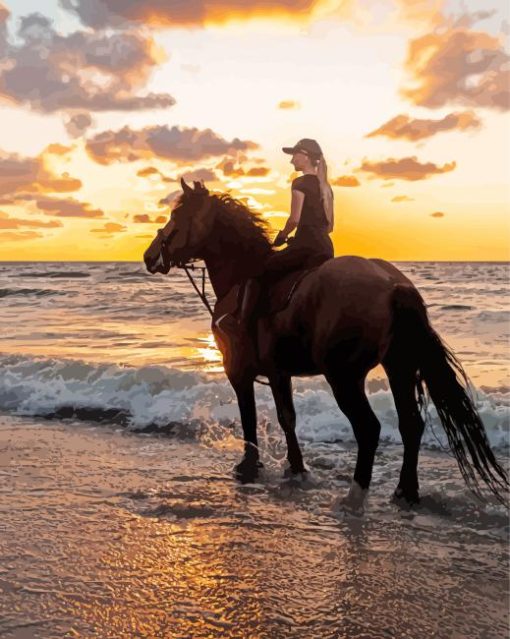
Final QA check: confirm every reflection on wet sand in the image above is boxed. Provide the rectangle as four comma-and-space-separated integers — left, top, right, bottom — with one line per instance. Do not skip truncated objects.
1, 418, 507, 638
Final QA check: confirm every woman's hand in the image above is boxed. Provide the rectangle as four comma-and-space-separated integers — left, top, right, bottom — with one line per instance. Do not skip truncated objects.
273, 230, 287, 246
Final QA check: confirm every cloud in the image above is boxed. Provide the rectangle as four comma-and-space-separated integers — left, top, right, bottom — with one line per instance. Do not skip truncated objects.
86, 125, 258, 165
216, 158, 245, 177
391, 195, 414, 202
0, 12, 175, 113
64, 112, 94, 138
158, 191, 181, 207
44, 144, 74, 156
331, 175, 360, 187
246, 166, 270, 177
0, 150, 82, 197
430, 211, 445, 217
366, 110, 482, 141
27, 195, 104, 218
278, 100, 300, 110
91, 222, 126, 235
0, 213, 62, 229
60, 0, 325, 28
180, 167, 218, 182
359, 156, 456, 181
133, 214, 167, 223
0, 2, 9, 24
214, 157, 268, 178
0, 230, 43, 241
400, 14, 510, 111
137, 167, 161, 178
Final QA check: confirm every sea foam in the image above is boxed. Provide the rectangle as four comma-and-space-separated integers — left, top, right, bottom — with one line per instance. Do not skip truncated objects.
1, 353, 508, 451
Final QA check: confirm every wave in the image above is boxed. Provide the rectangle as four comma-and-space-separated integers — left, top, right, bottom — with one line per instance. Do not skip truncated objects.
17, 271, 91, 279
0, 287, 66, 298
1, 354, 508, 451
440, 304, 473, 311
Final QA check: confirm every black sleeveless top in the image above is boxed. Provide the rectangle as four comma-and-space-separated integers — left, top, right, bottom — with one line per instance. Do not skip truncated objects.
291, 174, 330, 247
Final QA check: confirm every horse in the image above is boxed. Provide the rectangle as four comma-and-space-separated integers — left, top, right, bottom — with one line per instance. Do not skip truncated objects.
143, 178, 508, 510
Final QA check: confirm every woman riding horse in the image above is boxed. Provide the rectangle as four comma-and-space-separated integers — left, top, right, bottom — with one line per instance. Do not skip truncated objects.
143, 175, 508, 508
218, 138, 335, 336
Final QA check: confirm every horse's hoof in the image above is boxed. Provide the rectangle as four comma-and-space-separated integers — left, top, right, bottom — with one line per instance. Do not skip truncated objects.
332, 496, 365, 517
234, 458, 263, 484
392, 487, 420, 508
283, 464, 308, 479
332, 481, 368, 517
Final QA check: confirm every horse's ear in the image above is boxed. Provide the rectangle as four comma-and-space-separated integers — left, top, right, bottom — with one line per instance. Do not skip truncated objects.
181, 178, 192, 194
193, 180, 209, 194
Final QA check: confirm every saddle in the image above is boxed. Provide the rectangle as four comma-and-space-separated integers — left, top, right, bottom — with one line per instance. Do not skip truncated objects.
257, 267, 318, 316
212, 267, 318, 330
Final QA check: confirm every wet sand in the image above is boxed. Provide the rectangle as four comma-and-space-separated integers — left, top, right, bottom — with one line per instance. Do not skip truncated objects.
0, 416, 508, 639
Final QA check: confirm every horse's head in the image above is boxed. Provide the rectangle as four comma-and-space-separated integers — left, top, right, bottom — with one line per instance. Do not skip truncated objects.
144, 178, 215, 274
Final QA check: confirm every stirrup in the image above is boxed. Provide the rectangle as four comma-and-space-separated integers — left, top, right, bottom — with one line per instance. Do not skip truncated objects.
215, 313, 248, 338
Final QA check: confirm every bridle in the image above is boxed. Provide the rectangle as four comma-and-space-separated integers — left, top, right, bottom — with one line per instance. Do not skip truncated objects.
156, 197, 215, 316
155, 206, 281, 387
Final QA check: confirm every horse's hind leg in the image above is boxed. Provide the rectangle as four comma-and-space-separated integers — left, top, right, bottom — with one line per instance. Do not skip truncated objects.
325, 372, 381, 509
269, 374, 306, 475
384, 363, 425, 505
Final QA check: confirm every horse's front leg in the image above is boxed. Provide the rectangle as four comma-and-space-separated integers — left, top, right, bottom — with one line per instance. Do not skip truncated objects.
232, 378, 261, 483
269, 374, 306, 476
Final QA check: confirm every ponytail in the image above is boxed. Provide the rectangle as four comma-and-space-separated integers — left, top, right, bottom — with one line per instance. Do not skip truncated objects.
315, 155, 334, 231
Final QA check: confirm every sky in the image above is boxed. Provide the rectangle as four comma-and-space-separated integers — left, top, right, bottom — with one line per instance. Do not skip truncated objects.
0, 0, 509, 261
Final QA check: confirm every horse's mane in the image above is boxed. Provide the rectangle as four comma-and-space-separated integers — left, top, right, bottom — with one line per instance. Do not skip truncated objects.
212, 192, 272, 249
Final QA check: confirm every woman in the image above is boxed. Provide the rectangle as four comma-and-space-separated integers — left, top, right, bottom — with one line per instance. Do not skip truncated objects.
222, 137, 335, 334
269, 137, 334, 268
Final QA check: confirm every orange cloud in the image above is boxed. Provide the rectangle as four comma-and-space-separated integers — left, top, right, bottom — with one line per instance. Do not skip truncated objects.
31, 195, 104, 218
359, 156, 456, 181
246, 167, 270, 177
91, 222, 126, 235
62, 0, 326, 28
392, 195, 414, 202
0, 13, 174, 114
0, 213, 62, 229
133, 214, 167, 224
137, 167, 161, 178
0, 150, 82, 197
0, 3, 9, 24
331, 175, 360, 187
64, 112, 94, 138
44, 144, 74, 156
216, 158, 245, 177
278, 100, 300, 110
431, 211, 445, 217
86, 125, 257, 165
400, 16, 510, 111
0, 230, 43, 241
366, 110, 482, 141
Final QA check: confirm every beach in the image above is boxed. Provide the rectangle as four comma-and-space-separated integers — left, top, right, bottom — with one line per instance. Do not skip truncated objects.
0, 415, 508, 638
0, 260, 509, 637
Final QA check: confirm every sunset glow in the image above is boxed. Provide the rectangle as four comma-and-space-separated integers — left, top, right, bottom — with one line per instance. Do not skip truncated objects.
0, 0, 508, 261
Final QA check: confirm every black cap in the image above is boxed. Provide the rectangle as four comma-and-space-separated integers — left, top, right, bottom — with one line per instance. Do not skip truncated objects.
282, 138, 323, 157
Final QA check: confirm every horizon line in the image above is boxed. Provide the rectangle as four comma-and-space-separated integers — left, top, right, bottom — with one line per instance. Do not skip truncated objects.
0, 259, 509, 264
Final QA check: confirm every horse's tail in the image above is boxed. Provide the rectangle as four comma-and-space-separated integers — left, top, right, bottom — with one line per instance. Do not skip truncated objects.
391, 283, 509, 503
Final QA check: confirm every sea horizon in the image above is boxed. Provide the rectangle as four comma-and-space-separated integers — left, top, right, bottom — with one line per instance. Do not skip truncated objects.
1, 259, 509, 264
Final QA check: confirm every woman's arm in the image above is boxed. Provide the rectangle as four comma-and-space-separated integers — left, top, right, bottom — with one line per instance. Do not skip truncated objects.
279, 189, 304, 238
327, 212, 334, 234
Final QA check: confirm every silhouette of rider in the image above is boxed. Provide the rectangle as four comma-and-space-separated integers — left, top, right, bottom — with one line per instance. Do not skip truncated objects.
220, 138, 335, 337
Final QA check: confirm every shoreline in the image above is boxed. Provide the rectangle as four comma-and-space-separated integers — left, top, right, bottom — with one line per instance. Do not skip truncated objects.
0, 415, 508, 638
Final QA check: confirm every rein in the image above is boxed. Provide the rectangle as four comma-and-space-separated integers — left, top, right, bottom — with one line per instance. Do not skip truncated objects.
172, 261, 270, 386
180, 262, 214, 317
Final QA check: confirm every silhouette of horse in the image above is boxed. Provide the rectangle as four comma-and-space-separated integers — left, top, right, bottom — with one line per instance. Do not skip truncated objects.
144, 178, 508, 510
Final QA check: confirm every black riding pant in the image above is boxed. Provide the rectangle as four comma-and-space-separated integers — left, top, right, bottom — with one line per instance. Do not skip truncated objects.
258, 235, 334, 284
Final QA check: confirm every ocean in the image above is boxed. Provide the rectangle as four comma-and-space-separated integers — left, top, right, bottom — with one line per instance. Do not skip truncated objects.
0, 260, 508, 450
